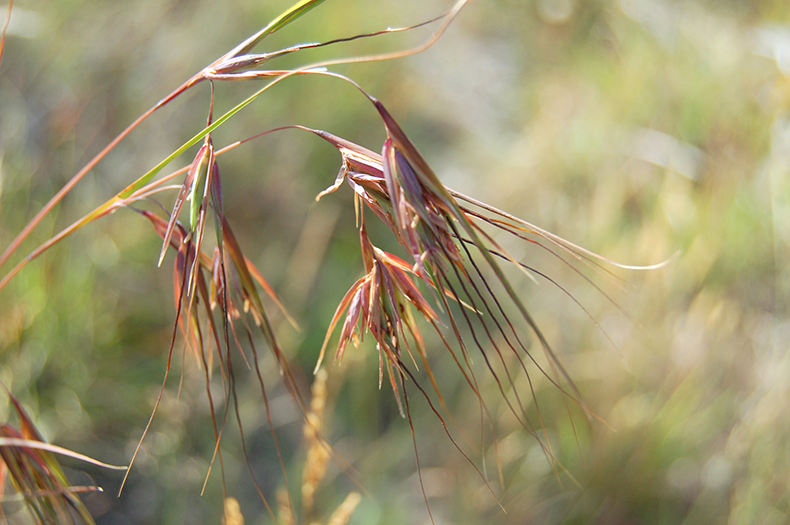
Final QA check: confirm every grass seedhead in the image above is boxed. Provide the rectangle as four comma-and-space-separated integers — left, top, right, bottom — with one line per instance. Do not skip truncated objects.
317, 218, 443, 409
324, 492, 361, 525
158, 140, 212, 267
273, 369, 363, 525
0, 0, 684, 519
302, 95, 649, 479
0, 392, 125, 524
223, 497, 245, 525
132, 206, 302, 514
301, 369, 330, 519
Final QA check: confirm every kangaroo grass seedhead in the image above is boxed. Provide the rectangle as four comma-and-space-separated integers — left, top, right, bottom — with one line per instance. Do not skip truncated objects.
130, 205, 304, 518
0, 391, 125, 524
0, 0, 431, 285
140, 210, 293, 365
0, 0, 679, 518
317, 217, 441, 408
300, 95, 651, 494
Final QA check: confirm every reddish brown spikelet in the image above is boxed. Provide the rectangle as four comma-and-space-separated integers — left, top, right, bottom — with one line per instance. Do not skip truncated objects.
158, 141, 212, 267
0, 395, 97, 524
317, 219, 440, 405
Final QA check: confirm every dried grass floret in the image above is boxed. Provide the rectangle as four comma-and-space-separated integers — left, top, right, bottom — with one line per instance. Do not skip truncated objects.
0, 392, 126, 525
0, 0, 677, 519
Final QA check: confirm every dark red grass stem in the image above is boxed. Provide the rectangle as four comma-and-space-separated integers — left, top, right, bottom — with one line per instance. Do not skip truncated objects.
398, 361, 506, 512
244, 319, 294, 517
438, 230, 558, 453
119, 242, 193, 496
458, 237, 623, 357
227, 349, 279, 524
431, 246, 557, 464
402, 381, 436, 525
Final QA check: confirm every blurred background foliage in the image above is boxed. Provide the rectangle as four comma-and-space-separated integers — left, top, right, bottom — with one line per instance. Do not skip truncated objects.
0, 0, 789, 523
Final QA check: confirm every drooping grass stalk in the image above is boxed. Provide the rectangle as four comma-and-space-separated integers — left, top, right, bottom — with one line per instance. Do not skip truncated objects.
0, 0, 470, 289
0, 5, 485, 510
0, 0, 324, 270
0, 5, 478, 507
275, 83, 673, 485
